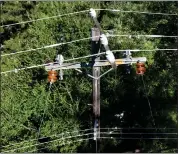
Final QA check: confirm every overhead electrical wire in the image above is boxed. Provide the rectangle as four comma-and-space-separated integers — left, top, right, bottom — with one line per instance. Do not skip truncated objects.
3, 133, 93, 153
101, 132, 177, 135
27, 137, 94, 153
2, 127, 176, 150
95, 8, 178, 16
1, 128, 93, 149
3, 131, 177, 153
1, 37, 94, 57
100, 127, 177, 130
1, 35, 177, 57
28, 136, 177, 152
0, 10, 89, 27
100, 137, 178, 140
28, 135, 178, 152
1, 9, 177, 28
1, 48, 178, 74
2, 128, 178, 152
107, 34, 178, 38
63, 49, 177, 62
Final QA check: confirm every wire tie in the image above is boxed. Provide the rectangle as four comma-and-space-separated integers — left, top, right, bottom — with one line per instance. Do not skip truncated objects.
14, 69, 18, 73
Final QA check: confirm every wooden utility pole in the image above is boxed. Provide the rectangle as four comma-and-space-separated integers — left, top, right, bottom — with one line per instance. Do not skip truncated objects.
45, 52, 147, 151
45, 9, 147, 152
91, 27, 100, 152
45, 26, 146, 153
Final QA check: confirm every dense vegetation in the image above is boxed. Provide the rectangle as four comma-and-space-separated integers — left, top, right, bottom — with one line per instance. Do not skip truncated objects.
1, 1, 178, 153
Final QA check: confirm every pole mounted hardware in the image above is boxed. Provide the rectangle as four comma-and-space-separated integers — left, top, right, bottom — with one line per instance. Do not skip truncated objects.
56, 54, 64, 80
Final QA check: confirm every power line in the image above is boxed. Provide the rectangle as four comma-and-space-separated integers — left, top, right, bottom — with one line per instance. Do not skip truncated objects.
0, 10, 89, 27
100, 137, 178, 140
100, 127, 177, 130
64, 48, 177, 62
1, 37, 95, 57
2, 127, 177, 148
3, 133, 93, 153
2, 130, 177, 153
95, 9, 178, 16
108, 34, 178, 38
4, 131, 177, 153
1, 48, 178, 74
1, 9, 177, 28
27, 135, 178, 152
3, 130, 177, 152
2, 127, 176, 150
28, 137, 94, 153
1, 128, 93, 149
102, 132, 177, 135
1, 35, 177, 57
1, 62, 52, 74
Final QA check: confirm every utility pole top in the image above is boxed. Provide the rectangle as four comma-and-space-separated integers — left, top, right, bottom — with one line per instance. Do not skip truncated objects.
91, 28, 100, 41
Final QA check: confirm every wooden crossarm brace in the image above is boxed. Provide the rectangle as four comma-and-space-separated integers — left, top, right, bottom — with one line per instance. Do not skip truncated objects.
74, 68, 114, 80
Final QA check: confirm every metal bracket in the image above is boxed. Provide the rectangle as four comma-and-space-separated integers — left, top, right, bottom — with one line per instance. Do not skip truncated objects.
97, 68, 113, 79
45, 57, 147, 71
74, 68, 97, 80
125, 50, 132, 63
124, 50, 133, 74
56, 54, 64, 80
74, 68, 114, 80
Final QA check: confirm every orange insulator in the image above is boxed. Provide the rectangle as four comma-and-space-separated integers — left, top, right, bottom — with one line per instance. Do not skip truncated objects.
136, 63, 145, 67
136, 62, 146, 75
48, 70, 58, 76
48, 70, 58, 83
48, 76, 57, 83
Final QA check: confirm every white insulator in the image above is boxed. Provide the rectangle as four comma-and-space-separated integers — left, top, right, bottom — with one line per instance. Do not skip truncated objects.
14, 69, 18, 73
59, 54, 64, 65
89, 8, 96, 18
100, 34, 108, 46
106, 50, 115, 64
